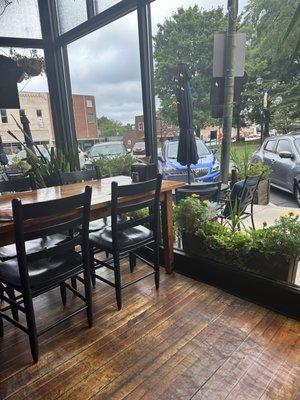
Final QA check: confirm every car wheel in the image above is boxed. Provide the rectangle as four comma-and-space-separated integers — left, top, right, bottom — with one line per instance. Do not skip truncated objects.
294, 181, 300, 207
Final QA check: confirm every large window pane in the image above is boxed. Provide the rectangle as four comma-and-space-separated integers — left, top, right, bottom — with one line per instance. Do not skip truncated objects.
56, 0, 88, 34
0, 0, 41, 39
67, 12, 143, 154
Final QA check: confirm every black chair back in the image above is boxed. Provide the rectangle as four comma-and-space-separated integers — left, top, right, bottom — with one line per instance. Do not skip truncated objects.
176, 181, 221, 203
59, 166, 101, 185
0, 172, 36, 193
11, 186, 92, 291
236, 175, 261, 213
2, 169, 24, 181
110, 175, 162, 251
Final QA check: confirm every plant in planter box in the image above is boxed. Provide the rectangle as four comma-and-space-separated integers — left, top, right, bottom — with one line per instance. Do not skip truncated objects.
174, 197, 300, 283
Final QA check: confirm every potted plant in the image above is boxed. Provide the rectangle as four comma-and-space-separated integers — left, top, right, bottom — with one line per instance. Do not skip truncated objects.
231, 146, 271, 205
174, 196, 299, 284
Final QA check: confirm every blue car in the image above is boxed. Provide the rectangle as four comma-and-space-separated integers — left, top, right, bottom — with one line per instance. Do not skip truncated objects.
158, 139, 220, 182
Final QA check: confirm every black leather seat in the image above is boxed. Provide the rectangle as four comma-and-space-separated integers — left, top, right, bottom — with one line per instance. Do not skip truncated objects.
0, 251, 83, 291
0, 234, 68, 261
90, 225, 153, 252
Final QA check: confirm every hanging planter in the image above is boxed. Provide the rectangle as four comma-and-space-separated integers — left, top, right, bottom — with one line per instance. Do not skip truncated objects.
16, 57, 43, 77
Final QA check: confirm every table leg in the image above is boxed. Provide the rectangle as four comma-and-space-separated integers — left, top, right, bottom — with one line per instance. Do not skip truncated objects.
161, 191, 174, 274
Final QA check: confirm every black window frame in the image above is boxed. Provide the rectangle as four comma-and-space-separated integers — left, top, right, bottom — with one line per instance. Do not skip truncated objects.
0, 109, 8, 123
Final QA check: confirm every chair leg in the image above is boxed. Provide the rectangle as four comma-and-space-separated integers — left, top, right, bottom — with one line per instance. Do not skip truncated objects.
0, 312, 3, 337
113, 252, 122, 310
71, 277, 77, 291
154, 243, 160, 290
90, 245, 96, 288
129, 252, 136, 273
23, 292, 39, 363
60, 283, 67, 306
6, 288, 19, 321
83, 270, 93, 328
251, 203, 255, 230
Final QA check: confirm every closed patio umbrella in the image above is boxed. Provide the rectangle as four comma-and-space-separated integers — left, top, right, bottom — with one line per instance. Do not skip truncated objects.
176, 63, 198, 184
0, 135, 8, 166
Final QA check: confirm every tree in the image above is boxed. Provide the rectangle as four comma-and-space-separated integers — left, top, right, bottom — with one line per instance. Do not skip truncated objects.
241, 0, 300, 133
97, 116, 130, 137
154, 6, 227, 128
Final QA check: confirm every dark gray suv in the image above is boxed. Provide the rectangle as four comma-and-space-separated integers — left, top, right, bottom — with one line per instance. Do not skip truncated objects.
252, 132, 300, 206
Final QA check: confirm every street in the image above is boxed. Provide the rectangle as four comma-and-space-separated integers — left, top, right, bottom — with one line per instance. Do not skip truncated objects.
270, 186, 299, 208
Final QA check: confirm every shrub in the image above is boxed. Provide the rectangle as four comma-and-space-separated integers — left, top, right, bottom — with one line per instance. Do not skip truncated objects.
92, 154, 136, 178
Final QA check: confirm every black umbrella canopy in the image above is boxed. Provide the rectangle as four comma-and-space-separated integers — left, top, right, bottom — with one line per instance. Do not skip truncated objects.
175, 63, 198, 183
0, 135, 8, 166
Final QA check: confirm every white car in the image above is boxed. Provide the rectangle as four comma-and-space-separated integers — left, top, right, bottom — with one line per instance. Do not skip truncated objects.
85, 141, 127, 168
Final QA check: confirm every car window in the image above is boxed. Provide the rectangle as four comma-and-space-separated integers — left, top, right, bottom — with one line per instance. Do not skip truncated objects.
167, 140, 210, 159
294, 138, 300, 154
276, 140, 292, 154
90, 143, 124, 157
264, 140, 276, 152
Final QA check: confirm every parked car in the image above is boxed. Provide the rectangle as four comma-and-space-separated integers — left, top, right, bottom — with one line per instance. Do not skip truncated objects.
84, 141, 127, 169
132, 141, 146, 158
251, 131, 300, 206
158, 139, 220, 182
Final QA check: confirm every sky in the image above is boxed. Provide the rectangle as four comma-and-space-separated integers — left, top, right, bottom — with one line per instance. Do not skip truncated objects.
21, 0, 248, 124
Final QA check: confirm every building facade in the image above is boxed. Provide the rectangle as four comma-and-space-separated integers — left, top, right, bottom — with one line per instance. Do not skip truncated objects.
0, 92, 99, 154
135, 115, 179, 143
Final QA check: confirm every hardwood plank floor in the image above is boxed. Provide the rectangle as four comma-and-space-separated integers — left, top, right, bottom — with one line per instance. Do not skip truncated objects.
0, 259, 299, 400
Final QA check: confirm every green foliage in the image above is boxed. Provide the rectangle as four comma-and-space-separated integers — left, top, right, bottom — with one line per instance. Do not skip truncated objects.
231, 144, 271, 180
98, 116, 131, 137
0, 156, 31, 175
242, 0, 300, 132
154, 6, 227, 128
92, 153, 136, 178
174, 195, 219, 234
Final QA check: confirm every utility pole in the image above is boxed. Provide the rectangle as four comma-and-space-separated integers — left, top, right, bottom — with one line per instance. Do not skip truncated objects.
220, 0, 238, 183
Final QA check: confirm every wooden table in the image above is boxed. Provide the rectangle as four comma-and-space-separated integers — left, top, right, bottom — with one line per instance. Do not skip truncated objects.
0, 176, 184, 273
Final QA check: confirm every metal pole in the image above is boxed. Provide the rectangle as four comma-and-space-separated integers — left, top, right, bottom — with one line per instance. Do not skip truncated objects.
220, 0, 238, 183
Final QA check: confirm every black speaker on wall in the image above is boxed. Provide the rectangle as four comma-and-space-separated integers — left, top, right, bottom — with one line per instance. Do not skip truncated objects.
0, 55, 23, 109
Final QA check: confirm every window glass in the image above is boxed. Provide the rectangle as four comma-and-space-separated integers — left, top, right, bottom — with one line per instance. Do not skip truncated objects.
86, 99, 93, 108
56, 0, 88, 34
94, 0, 121, 14
90, 143, 125, 157
87, 113, 96, 124
167, 140, 209, 159
264, 140, 276, 152
277, 140, 292, 154
0, 0, 41, 39
0, 110, 8, 123
294, 138, 300, 154
36, 109, 42, 118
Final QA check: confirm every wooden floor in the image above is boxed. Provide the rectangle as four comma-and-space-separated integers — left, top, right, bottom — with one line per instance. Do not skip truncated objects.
0, 258, 300, 400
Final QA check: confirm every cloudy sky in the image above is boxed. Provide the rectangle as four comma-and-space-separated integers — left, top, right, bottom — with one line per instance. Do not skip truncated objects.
22, 0, 248, 124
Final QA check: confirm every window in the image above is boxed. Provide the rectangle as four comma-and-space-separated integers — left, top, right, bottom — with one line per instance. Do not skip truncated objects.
36, 109, 43, 118
294, 138, 300, 154
138, 122, 144, 131
167, 140, 209, 159
0, 110, 8, 123
87, 113, 96, 124
19, 109, 25, 121
86, 99, 93, 108
264, 140, 276, 152
277, 140, 292, 154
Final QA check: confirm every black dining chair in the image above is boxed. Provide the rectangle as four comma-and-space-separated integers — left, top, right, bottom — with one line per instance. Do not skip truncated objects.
221, 175, 261, 229
0, 172, 36, 193
89, 175, 162, 310
0, 173, 67, 262
59, 166, 105, 233
175, 181, 222, 203
0, 186, 93, 363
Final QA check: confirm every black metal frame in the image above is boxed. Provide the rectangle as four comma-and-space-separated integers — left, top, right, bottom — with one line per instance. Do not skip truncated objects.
0, 186, 92, 363
90, 175, 162, 310
0, 0, 157, 162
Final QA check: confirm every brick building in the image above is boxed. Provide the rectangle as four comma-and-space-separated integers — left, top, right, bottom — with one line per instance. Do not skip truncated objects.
0, 92, 99, 154
135, 115, 179, 143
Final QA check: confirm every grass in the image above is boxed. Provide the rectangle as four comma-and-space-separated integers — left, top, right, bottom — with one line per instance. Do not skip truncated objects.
214, 140, 260, 162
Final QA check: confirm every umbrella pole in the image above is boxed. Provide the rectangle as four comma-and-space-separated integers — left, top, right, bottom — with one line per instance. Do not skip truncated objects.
187, 164, 191, 185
